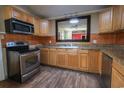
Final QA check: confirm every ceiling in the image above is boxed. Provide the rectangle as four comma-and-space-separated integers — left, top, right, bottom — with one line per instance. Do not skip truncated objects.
20, 5, 108, 19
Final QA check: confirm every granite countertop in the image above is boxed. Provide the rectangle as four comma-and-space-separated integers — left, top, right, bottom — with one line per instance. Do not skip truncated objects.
38, 44, 124, 67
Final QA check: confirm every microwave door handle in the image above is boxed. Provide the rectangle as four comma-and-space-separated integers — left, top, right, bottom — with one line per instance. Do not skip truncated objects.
12, 20, 31, 27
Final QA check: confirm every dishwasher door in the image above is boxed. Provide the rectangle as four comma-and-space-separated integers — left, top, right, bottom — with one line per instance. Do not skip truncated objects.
101, 53, 113, 88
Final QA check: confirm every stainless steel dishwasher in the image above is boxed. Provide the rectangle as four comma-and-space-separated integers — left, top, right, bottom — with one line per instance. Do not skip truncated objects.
101, 53, 113, 88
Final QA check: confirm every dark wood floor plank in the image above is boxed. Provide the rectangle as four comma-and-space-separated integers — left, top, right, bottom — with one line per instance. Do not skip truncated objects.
0, 66, 103, 88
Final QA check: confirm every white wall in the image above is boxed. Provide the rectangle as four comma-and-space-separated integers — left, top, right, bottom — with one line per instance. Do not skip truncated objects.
49, 12, 99, 36
0, 39, 5, 81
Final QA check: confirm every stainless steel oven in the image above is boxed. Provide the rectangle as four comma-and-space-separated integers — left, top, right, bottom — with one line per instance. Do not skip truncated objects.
6, 41, 40, 83
20, 50, 40, 75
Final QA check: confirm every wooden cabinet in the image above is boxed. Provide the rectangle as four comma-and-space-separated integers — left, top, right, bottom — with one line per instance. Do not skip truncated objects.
3, 6, 34, 24
111, 59, 124, 88
25, 14, 34, 24
112, 6, 122, 31
40, 48, 101, 74
99, 7, 113, 33
88, 50, 100, 73
56, 49, 67, 67
40, 19, 49, 35
40, 48, 49, 65
111, 68, 124, 88
12, 8, 26, 21
34, 18, 50, 36
66, 49, 79, 69
120, 6, 124, 30
99, 5, 124, 33
49, 48, 56, 66
34, 17, 40, 36
78, 50, 88, 71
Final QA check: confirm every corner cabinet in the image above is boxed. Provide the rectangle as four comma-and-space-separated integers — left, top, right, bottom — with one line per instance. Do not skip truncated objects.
111, 59, 124, 88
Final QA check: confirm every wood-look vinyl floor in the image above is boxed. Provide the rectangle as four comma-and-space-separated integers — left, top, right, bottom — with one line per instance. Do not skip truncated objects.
0, 66, 104, 88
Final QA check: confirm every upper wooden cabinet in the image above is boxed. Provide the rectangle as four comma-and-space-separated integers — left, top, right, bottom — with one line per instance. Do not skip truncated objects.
120, 6, 124, 29
34, 18, 50, 36
99, 5, 124, 33
4, 6, 34, 24
34, 17, 40, 36
112, 6, 122, 31
99, 7, 113, 33
40, 19, 50, 35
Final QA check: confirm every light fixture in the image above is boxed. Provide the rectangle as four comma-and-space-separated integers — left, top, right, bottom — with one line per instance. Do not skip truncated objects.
69, 18, 79, 24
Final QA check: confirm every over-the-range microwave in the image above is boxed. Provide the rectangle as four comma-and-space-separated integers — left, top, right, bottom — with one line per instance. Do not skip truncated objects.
5, 18, 34, 34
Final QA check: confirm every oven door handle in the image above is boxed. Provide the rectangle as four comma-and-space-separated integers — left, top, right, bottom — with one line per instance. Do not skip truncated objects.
20, 51, 40, 57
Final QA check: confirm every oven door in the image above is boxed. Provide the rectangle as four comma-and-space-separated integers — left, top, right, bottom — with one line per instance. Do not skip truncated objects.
20, 50, 40, 75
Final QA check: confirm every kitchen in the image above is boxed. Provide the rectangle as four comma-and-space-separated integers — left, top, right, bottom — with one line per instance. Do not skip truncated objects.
0, 5, 124, 88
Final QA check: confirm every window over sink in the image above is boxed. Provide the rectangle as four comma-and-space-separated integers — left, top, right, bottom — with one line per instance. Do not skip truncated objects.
56, 15, 91, 42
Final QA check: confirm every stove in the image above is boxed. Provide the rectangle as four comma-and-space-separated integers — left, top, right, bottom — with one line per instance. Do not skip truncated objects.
6, 41, 40, 83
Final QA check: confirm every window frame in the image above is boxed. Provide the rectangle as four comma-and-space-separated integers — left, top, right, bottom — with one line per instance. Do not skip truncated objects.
55, 15, 91, 42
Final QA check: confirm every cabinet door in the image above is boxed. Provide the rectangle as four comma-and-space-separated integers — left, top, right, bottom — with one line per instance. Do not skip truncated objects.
34, 17, 40, 36
88, 50, 100, 73
56, 50, 66, 67
40, 48, 49, 65
112, 6, 122, 31
12, 8, 26, 21
79, 53, 88, 71
49, 49, 56, 66
26, 14, 34, 24
67, 52, 79, 69
121, 6, 124, 29
40, 20, 49, 35
111, 68, 124, 88
99, 7, 113, 33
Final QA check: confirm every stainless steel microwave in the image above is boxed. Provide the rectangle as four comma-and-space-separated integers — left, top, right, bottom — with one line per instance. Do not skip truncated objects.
5, 18, 34, 34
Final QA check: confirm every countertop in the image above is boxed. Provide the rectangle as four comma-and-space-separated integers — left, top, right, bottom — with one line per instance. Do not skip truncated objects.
38, 44, 124, 67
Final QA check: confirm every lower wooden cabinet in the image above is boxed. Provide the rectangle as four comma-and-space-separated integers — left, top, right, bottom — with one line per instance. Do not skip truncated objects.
40, 48, 101, 74
40, 48, 49, 65
67, 49, 79, 69
111, 68, 124, 88
111, 59, 124, 88
56, 49, 67, 67
49, 48, 56, 66
88, 50, 100, 73
79, 52, 88, 71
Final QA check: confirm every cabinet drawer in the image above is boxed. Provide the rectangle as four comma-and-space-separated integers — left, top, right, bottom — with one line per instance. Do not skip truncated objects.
41, 48, 49, 51
57, 49, 66, 52
78, 50, 88, 53
50, 48, 56, 51
66, 49, 78, 53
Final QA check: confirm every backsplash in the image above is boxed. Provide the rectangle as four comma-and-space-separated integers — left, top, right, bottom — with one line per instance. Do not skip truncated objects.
1, 31, 124, 47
